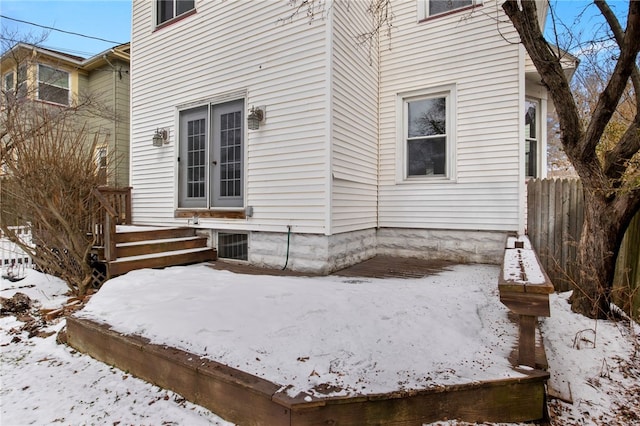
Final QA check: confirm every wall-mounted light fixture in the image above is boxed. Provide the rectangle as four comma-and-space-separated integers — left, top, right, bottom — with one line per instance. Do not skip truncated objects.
247, 106, 265, 130
152, 128, 168, 147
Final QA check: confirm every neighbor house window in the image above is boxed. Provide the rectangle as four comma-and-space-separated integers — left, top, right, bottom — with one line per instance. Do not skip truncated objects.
402, 86, 455, 179
525, 99, 538, 178
3, 72, 14, 92
16, 65, 27, 99
418, 0, 476, 20
157, 0, 195, 25
37, 64, 69, 105
95, 146, 108, 185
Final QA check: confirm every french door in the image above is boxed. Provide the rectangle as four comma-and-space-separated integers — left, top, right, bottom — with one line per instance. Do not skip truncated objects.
178, 99, 244, 208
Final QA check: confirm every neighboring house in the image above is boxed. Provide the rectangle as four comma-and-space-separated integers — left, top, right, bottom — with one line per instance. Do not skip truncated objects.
1, 43, 131, 186
130, 0, 574, 273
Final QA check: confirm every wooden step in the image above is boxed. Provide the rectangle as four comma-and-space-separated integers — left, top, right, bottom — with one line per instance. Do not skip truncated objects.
116, 236, 208, 258
115, 227, 196, 244
107, 247, 217, 277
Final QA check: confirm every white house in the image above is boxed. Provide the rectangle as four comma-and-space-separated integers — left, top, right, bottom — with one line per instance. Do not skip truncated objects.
129, 0, 556, 273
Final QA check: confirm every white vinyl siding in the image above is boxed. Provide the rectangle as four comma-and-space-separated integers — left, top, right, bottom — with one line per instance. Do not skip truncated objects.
378, 0, 523, 232
131, 0, 328, 233
330, 0, 379, 233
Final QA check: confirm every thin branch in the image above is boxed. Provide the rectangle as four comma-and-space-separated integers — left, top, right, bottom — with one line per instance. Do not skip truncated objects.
595, 0, 640, 107
502, 0, 582, 154
582, 1, 640, 162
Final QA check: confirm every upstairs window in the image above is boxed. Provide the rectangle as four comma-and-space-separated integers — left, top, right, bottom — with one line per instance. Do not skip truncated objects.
419, 0, 476, 20
3, 72, 14, 92
37, 64, 69, 106
17, 65, 27, 99
157, 0, 195, 25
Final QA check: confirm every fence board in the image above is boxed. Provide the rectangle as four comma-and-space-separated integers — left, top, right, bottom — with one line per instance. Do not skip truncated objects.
527, 178, 639, 320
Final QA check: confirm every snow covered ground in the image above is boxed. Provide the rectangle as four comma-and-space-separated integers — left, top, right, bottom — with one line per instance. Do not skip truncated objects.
76, 264, 522, 398
1, 264, 639, 425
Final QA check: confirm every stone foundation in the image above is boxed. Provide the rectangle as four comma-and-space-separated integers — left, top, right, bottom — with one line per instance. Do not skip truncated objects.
376, 228, 507, 265
249, 229, 377, 274
244, 227, 507, 274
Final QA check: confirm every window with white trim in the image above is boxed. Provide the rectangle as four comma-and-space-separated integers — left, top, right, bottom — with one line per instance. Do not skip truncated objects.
3, 71, 14, 92
95, 146, 108, 184
37, 64, 69, 105
157, 0, 195, 25
418, 0, 477, 20
16, 65, 27, 99
401, 87, 455, 179
525, 99, 539, 178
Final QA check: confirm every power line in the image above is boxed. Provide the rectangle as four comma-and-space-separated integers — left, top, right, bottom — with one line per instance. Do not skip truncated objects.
0, 15, 126, 45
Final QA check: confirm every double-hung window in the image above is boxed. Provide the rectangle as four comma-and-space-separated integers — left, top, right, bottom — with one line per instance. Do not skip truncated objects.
525, 99, 539, 178
418, 0, 476, 20
16, 65, 27, 99
3, 72, 14, 93
157, 0, 195, 25
401, 86, 455, 180
37, 64, 69, 106
95, 146, 108, 185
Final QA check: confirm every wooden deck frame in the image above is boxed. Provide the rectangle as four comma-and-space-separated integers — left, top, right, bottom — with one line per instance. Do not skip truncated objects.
66, 316, 549, 425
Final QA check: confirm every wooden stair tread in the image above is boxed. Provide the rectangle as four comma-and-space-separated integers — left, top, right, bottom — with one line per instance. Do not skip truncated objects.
117, 236, 204, 247
110, 247, 214, 263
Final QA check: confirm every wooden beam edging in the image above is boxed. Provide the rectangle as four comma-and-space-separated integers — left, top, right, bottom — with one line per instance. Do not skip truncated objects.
66, 316, 549, 425
499, 236, 554, 369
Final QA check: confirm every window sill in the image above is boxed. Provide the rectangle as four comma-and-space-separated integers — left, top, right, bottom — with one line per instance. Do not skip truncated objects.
154, 9, 197, 31
400, 176, 457, 184
36, 99, 69, 107
175, 209, 246, 220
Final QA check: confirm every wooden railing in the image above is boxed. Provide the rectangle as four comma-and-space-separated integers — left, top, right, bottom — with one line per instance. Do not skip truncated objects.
91, 186, 132, 262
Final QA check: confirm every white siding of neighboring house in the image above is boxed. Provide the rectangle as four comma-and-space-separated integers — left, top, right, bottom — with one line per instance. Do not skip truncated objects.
378, 0, 525, 233
130, 0, 329, 234
330, 0, 379, 234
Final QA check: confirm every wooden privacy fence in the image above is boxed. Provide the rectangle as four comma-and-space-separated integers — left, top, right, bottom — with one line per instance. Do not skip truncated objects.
527, 178, 584, 292
527, 178, 640, 318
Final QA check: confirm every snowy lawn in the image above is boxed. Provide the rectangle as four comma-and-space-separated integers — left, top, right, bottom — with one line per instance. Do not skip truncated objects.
76, 264, 522, 398
0, 269, 231, 426
1, 264, 638, 425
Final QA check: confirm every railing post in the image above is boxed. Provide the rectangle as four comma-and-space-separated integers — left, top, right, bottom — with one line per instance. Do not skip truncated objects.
104, 212, 117, 262
124, 187, 132, 225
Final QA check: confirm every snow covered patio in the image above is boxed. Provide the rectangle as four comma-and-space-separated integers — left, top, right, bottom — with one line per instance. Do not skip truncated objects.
65, 259, 550, 425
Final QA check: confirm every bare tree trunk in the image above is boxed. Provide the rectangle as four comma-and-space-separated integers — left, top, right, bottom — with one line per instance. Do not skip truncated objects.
502, 0, 640, 319
572, 191, 626, 318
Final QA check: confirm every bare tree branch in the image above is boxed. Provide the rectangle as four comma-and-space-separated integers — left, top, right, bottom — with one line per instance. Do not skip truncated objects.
595, 0, 640, 106
502, 1, 583, 154
583, 1, 640, 161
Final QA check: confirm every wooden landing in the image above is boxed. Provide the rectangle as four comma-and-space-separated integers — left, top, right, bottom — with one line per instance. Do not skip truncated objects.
66, 316, 550, 425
